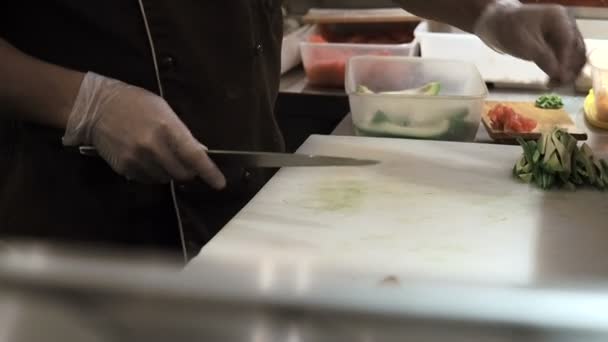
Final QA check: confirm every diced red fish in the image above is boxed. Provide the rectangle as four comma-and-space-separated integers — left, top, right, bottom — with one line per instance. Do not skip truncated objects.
488, 104, 537, 133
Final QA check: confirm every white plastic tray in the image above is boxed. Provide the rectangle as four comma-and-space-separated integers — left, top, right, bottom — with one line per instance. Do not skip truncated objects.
281, 25, 312, 75
415, 20, 608, 90
415, 21, 548, 88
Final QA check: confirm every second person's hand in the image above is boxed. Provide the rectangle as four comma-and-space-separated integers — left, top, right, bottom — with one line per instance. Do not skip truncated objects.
474, 0, 586, 84
62, 72, 226, 188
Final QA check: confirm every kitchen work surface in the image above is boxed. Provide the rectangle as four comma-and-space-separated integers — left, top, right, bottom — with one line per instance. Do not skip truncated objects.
191, 134, 608, 287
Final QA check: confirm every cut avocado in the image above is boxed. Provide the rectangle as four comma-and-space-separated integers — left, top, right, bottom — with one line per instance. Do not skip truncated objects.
356, 85, 374, 94
356, 108, 475, 141
356, 82, 441, 96
357, 119, 451, 139
382, 82, 440, 96
423, 82, 441, 95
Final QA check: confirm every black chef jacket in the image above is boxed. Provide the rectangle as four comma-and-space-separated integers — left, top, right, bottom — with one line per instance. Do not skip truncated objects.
0, 1, 285, 257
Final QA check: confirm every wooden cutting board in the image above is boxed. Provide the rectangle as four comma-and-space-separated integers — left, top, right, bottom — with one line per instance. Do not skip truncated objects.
482, 101, 587, 141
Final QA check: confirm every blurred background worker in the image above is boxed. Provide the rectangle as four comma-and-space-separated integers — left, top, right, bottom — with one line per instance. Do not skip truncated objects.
0, 1, 586, 260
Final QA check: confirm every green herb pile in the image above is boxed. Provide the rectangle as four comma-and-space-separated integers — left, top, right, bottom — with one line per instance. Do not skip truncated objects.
535, 94, 564, 109
513, 129, 608, 190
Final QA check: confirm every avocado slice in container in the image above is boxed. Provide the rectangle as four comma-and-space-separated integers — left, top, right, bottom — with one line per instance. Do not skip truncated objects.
356, 82, 441, 96
355, 109, 471, 140
354, 81, 477, 141
356, 117, 452, 139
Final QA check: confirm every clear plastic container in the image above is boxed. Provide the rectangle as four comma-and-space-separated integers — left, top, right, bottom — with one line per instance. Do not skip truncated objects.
300, 23, 416, 88
589, 48, 608, 122
301, 43, 413, 87
346, 56, 488, 142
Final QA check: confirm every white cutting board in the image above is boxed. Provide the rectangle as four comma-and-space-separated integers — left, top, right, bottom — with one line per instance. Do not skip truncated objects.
196, 135, 608, 287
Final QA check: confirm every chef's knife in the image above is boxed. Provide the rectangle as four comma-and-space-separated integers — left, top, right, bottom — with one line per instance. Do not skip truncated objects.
77, 146, 379, 168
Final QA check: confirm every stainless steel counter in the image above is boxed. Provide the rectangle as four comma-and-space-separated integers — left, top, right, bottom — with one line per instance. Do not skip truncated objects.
3, 241, 608, 342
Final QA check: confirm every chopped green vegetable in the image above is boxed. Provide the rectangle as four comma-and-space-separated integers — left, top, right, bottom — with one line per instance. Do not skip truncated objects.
370, 110, 392, 125
513, 128, 608, 191
564, 181, 577, 191
535, 94, 564, 109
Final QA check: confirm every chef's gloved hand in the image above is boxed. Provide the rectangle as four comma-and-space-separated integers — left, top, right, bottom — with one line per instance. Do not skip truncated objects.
62, 71, 226, 188
474, 0, 586, 84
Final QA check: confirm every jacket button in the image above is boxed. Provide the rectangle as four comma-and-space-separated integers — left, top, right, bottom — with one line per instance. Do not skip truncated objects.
243, 170, 252, 182
254, 44, 264, 56
160, 55, 176, 70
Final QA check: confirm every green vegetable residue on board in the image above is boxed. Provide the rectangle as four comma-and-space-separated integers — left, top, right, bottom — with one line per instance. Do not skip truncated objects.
535, 94, 564, 109
513, 128, 608, 190
315, 181, 366, 211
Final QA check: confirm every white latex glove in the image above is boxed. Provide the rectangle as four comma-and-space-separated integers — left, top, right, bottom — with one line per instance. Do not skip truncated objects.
474, 0, 586, 84
63, 72, 226, 188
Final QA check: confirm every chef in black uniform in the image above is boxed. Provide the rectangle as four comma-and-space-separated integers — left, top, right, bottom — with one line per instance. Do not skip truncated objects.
0, 0, 586, 261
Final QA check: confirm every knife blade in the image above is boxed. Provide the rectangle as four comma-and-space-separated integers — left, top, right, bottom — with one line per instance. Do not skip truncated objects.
77, 146, 379, 168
